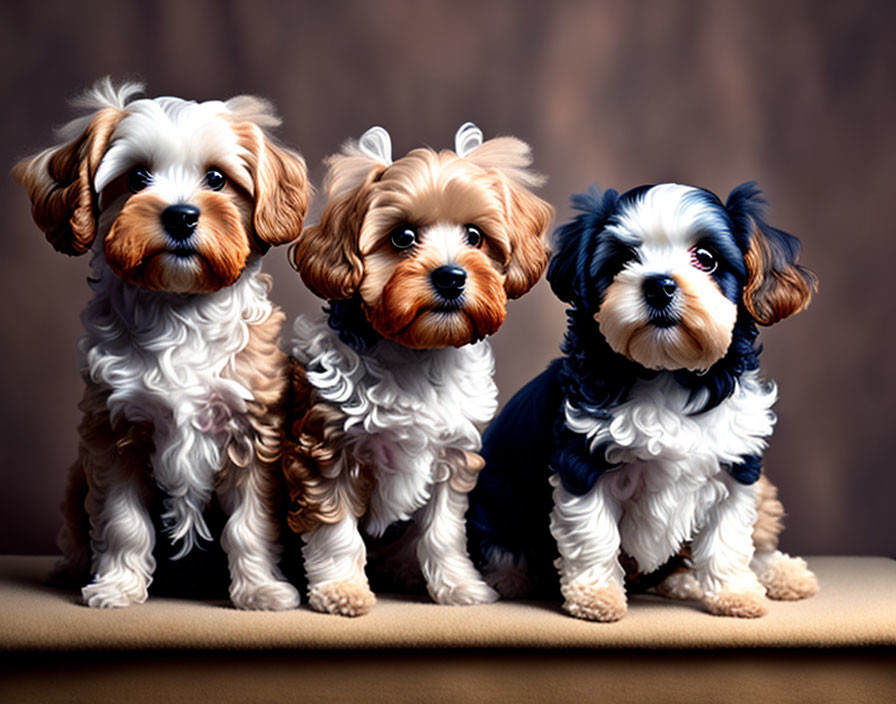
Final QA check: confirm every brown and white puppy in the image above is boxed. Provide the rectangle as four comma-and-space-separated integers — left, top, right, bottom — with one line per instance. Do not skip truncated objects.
13, 77, 308, 609
283, 124, 553, 615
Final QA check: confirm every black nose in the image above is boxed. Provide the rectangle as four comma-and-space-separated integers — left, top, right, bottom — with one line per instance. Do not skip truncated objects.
161, 204, 200, 241
642, 275, 678, 310
430, 265, 467, 300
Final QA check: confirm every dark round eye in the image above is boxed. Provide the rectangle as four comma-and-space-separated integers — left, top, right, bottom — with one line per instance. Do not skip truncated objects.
126, 166, 152, 193
464, 224, 484, 248
691, 247, 718, 273
390, 225, 418, 250
205, 168, 226, 191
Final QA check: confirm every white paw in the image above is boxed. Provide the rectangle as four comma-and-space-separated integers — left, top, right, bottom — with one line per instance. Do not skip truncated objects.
81, 571, 149, 608
231, 579, 301, 611
428, 578, 500, 606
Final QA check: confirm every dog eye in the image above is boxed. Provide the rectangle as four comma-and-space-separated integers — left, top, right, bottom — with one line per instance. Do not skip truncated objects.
126, 167, 152, 193
205, 168, 226, 191
464, 224, 484, 248
690, 247, 718, 273
390, 225, 418, 250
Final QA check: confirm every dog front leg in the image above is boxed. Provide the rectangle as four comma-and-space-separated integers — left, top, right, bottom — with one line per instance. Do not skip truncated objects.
550, 474, 627, 621
217, 457, 300, 611
80, 422, 156, 609
415, 450, 498, 605
691, 473, 768, 617
303, 511, 375, 616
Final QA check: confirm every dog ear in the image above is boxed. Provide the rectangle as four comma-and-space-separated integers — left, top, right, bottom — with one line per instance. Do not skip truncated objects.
726, 182, 817, 325
227, 104, 309, 249
461, 133, 553, 298
547, 186, 620, 310
291, 159, 386, 301
499, 174, 554, 298
12, 107, 124, 256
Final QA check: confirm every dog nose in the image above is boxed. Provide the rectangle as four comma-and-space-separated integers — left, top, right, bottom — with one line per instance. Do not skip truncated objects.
642, 275, 678, 310
161, 204, 200, 241
431, 265, 467, 300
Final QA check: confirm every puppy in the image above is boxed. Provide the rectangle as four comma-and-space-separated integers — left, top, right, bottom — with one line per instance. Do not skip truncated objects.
13, 78, 308, 609
468, 182, 818, 620
283, 124, 553, 615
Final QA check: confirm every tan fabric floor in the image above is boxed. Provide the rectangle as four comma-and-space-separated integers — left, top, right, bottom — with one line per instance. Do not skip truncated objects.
1, 555, 894, 651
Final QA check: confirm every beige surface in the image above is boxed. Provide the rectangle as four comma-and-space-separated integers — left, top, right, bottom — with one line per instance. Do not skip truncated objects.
1, 556, 894, 651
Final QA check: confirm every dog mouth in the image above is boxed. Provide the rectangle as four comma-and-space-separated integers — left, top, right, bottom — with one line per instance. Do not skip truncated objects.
151, 247, 202, 268
648, 313, 679, 329
432, 299, 465, 314
163, 244, 199, 259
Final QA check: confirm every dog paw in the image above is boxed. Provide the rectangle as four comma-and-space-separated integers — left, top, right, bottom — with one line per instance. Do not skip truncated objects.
653, 571, 705, 601
429, 579, 500, 606
758, 555, 819, 601
562, 581, 627, 622
308, 579, 376, 617
704, 589, 768, 618
81, 572, 149, 609
231, 579, 301, 611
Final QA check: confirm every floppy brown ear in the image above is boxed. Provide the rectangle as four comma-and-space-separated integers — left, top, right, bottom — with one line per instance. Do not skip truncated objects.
233, 122, 309, 248
290, 166, 385, 301
726, 182, 817, 325
743, 223, 817, 325
499, 176, 554, 299
12, 107, 123, 255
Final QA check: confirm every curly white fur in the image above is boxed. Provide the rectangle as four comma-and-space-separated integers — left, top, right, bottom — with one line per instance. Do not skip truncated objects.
553, 370, 775, 605
291, 315, 499, 605
79, 253, 298, 609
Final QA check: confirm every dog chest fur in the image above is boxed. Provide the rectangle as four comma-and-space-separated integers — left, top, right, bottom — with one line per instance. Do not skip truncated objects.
80, 255, 275, 555
563, 369, 777, 572
290, 315, 497, 536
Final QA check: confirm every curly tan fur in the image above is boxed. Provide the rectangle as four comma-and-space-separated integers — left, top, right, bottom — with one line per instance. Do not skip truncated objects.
562, 580, 628, 622
752, 473, 785, 552
704, 589, 768, 618
218, 288, 292, 517
308, 578, 377, 617
759, 555, 819, 600
282, 359, 375, 534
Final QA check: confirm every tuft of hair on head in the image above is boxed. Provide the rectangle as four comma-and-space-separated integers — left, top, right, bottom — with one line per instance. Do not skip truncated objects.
56, 76, 144, 141
224, 94, 282, 130
323, 134, 391, 201
70, 76, 145, 111
463, 135, 547, 189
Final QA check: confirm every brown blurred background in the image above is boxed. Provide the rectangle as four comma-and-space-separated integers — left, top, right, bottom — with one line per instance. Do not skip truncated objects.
0, 0, 893, 557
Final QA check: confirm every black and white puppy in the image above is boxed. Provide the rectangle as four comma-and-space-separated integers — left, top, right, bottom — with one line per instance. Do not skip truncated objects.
468, 182, 817, 620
